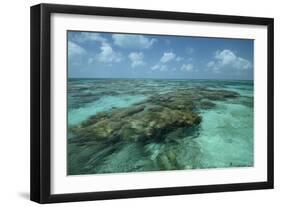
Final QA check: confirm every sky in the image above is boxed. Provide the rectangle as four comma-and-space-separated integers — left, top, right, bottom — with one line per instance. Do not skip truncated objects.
68, 31, 253, 80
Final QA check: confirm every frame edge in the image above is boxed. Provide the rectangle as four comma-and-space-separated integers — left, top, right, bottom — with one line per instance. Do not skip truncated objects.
30, 4, 42, 203
267, 18, 274, 189
30, 3, 53, 204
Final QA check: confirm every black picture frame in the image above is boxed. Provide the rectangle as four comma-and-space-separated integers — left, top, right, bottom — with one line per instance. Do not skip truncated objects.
30, 3, 274, 204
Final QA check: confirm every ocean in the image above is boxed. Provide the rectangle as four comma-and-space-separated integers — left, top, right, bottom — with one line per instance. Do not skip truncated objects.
67, 79, 253, 175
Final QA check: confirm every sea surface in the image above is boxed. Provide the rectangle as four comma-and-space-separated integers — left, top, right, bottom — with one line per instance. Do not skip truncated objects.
67, 79, 254, 175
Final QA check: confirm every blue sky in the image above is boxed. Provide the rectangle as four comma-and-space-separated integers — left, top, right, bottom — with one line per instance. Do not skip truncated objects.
68, 31, 253, 80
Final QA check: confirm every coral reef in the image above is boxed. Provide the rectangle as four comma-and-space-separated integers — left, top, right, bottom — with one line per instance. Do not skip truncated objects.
70, 88, 238, 143
68, 87, 240, 174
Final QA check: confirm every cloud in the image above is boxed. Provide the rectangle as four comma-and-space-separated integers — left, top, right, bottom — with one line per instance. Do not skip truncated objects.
112, 34, 157, 49
215, 49, 236, 65
151, 64, 167, 71
180, 63, 194, 72
73, 32, 107, 43
176, 56, 183, 62
70, 32, 122, 65
207, 61, 215, 68
128, 52, 145, 68
151, 52, 178, 72
207, 49, 252, 73
151, 64, 159, 70
68, 41, 86, 56
160, 52, 176, 63
151, 51, 193, 72
96, 43, 122, 63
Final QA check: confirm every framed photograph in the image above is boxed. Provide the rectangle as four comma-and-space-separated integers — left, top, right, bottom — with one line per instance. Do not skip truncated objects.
30, 3, 274, 203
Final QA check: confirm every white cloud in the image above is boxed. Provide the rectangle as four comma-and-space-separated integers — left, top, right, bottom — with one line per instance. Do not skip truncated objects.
71, 33, 123, 65
151, 52, 189, 72
181, 63, 194, 72
112, 34, 157, 49
74, 32, 106, 43
207, 61, 215, 68
215, 50, 236, 65
207, 49, 252, 73
128, 52, 145, 68
68, 41, 86, 56
176, 56, 183, 62
151, 52, 178, 72
151, 64, 167, 71
160, 52, 176, 63
151, 64, 160, 70
96, 43, 122, 63
235, 57, 252, 70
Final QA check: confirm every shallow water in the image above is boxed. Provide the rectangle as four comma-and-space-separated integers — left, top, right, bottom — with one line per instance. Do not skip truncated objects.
67, 79, 253, 175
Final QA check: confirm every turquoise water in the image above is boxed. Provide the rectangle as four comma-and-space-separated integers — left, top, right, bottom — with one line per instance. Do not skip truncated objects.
67, 79, 253, 175
68, 95, 147, 125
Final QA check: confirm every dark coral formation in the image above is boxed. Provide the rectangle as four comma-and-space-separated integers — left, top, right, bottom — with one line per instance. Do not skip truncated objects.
71, 104, 201, 143
69, 88, 238, 144
68, 87, 239, 174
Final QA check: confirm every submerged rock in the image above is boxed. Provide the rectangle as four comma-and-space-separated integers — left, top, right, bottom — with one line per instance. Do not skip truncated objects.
69, 87, 239, 145
199, 100, 216, 109
68, 87, 241, 174
70, 104, 201, 143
